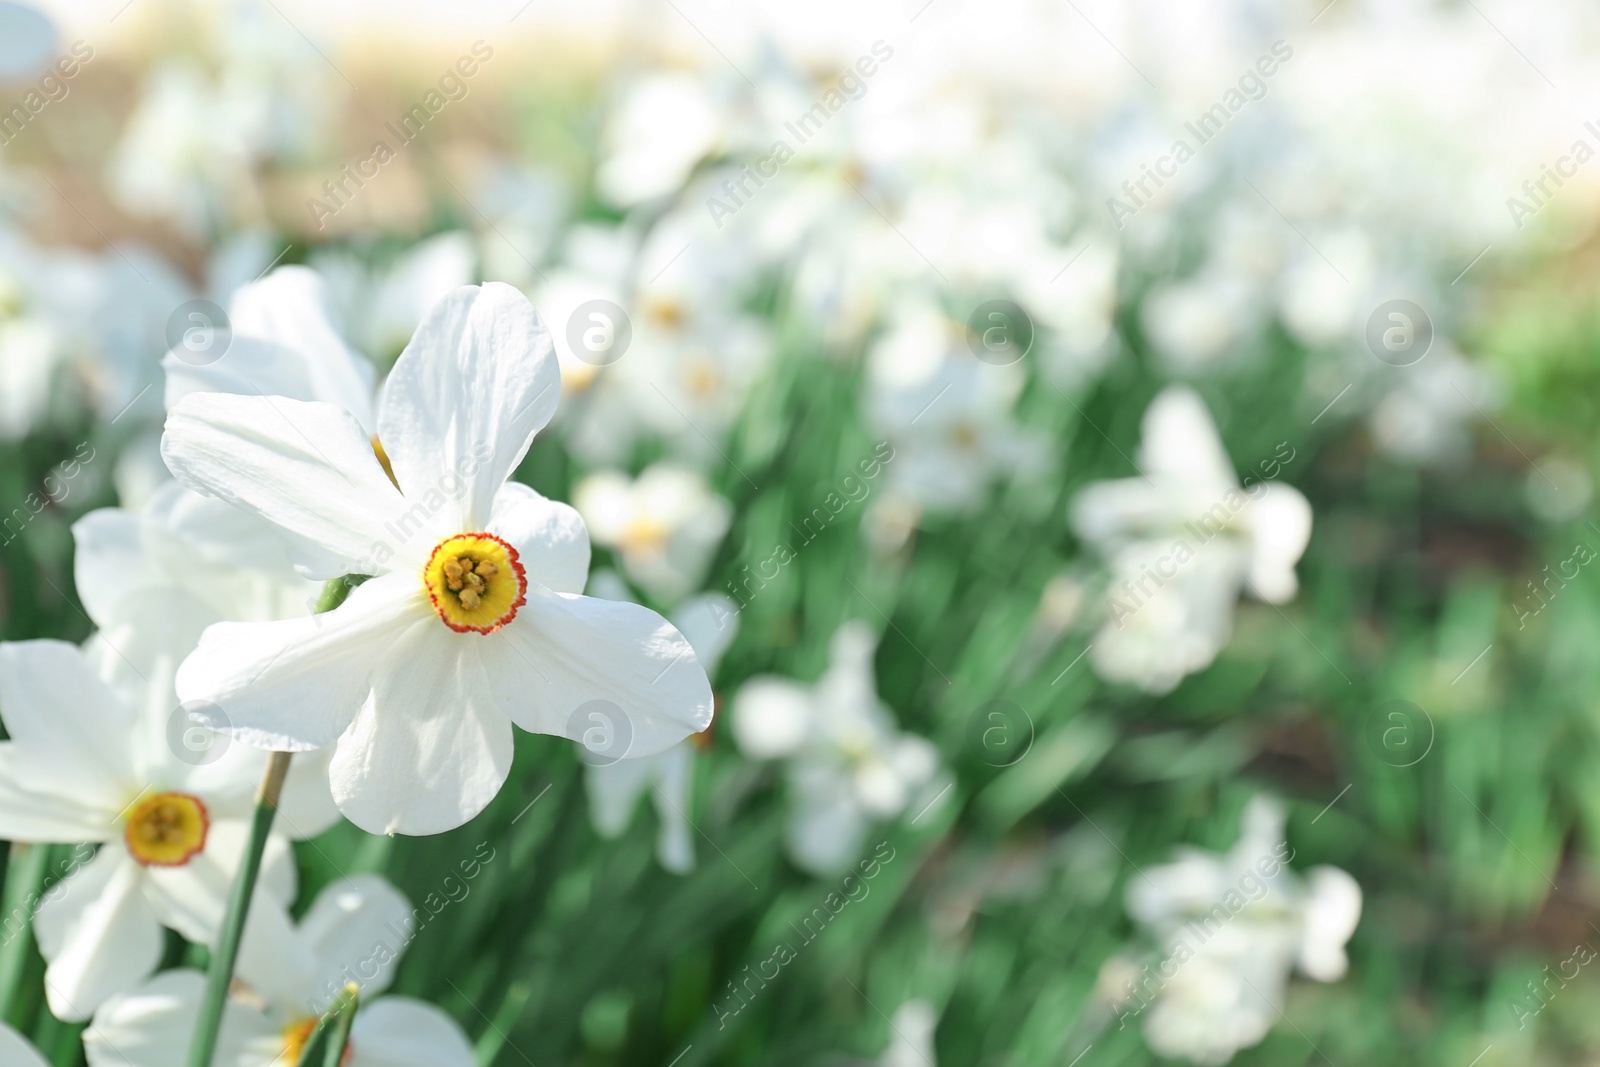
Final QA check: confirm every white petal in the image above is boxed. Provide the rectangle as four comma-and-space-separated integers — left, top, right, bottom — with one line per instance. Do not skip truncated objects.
200, 821, 299, 908
275, 745, 344, 841
164, 335, 322, 424
0, 751, 119, 842
0, 640, 138, 808
376, 282, 560, 532
175, 573, 422, 752
1138, 385, 1237, 493
0, 1023, 48, 1067
786, 770, 867, 876
226, 265, 376, 428
1240, 484, 1312, 604
70, 507, 152, 635
348, 997, 476, 1067
1068, 478, 1180, 546
483, 592, 713, 759
648, 742, 695, 874
84, 968, 279, 1067
487, 481, 590, 595
1298, 866, 1362, 982
142, 847, 258, 946
329, 623, 513, 836
584, 755, 654, 839
36, 849, 161, 1022
162, 393, 412, 579
296, 875, 414, 1006
731, 678, 812, 759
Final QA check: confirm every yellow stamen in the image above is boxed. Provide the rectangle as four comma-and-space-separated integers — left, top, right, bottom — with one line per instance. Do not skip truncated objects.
620, 516, 670, 560
282, 1017, 354, 1066
370, 435, 399, 489
422, 533, 526, 633
123, 792, 208, 867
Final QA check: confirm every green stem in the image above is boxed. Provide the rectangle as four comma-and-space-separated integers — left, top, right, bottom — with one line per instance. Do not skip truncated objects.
0, 842, 50, 1027
184, 751, 292, 1067
296, 982, 358, 1067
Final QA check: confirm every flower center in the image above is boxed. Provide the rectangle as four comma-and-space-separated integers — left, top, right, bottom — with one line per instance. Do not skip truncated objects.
682, 354, 720, 398
123, 792, 208, 867
282, 1017, 354, 1066
620, 515, 670, 560
423, 532, 527, 634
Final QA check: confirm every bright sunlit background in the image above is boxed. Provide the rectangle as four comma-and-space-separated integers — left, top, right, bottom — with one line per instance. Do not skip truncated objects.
2, 0, 1600, 1064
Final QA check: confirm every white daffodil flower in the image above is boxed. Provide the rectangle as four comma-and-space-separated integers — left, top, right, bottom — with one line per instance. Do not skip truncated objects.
162, 282, 713, 835
574, 464, 732, 604
1115, 797, 1361, 1066
597, 74, 721, 207
0, 640, 316, 1022
1068, 386, 1312, 693
85, 875, 474, 1067
584, 589, 739, 873
0, 1021, 48, 1067
732, 622, 937, 875
72, 483, 342, 835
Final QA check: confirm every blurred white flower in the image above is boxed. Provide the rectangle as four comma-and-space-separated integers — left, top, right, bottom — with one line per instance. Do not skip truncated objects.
1118, 797, 1361, 1065
1141, 269, 1259, 373
1368, 346, 1501, 465
163, 283, 712, 835
574, 464, 732, 603
107, 63, 261, 240
598, 74, 721, 207
732, 621, 937, 875
0, 639, 324, 1021
85, 875, 474, 1067
866, 301, 1048, 514
1069, 386, 1311, 692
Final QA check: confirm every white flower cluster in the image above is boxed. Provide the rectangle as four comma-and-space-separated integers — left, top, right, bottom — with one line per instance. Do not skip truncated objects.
11, 0, 1584, 1057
